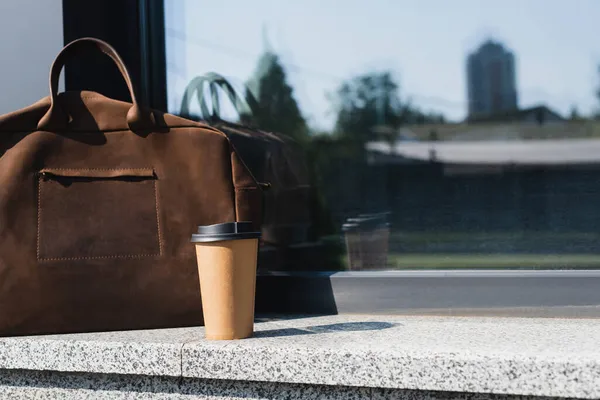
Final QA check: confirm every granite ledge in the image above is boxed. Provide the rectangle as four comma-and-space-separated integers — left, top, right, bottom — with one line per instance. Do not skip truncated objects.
0, 315, 599, 399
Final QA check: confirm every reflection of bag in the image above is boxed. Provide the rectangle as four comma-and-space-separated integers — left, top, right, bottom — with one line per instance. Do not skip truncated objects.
0, 38, 262, 336
180, 73, 311, 246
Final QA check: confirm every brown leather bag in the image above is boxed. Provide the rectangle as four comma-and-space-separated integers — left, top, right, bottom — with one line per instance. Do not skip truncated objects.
0, 38, 262, 336
180, 73, 312, 247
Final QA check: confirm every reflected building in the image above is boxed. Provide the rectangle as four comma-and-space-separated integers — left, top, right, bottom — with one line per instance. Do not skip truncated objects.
467, 40, 518, 120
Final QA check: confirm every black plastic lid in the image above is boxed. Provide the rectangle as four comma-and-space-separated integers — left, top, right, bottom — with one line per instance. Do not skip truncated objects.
358, 212, 391, 220
341, 222, 360, 232
342, 216, 390, 232
191, 222, 261, 243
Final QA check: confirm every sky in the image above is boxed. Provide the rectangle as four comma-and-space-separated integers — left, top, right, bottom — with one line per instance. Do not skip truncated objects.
164, 0, 600, 130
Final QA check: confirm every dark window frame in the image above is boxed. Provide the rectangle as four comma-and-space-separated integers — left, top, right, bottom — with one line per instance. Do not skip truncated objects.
61, 0, 166, 111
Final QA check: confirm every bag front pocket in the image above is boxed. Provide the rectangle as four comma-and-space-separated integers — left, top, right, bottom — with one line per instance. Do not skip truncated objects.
37, 168, 161, 261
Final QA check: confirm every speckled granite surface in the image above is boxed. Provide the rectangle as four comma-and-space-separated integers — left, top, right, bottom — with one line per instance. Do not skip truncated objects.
0, 369, 372, 400
0, 315, 599, 399
0, 326, 201, 376
182, 315, 600, 399
0, 369, 559, 400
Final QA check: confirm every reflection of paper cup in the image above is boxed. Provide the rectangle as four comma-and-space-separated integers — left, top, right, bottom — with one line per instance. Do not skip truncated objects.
342, 216, 390, 270
191, 222, 261, 340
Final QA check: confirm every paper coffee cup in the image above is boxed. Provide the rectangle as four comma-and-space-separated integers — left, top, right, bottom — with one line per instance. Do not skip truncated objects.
191, 222, 261, 340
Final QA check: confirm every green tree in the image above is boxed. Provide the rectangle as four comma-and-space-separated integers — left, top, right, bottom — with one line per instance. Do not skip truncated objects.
246, 51, 308, 142
331, 71, 445, 147
570, 105, 582, 121
596, 65, 600, 119
332, 72, 401, 143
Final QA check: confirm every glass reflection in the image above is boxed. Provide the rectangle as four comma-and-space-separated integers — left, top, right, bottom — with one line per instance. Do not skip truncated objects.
165, 0, 600, 270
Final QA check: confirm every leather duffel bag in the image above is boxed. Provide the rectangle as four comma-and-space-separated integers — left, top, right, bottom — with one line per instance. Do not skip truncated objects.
0, 38, 262, 336
180, 73, 312, 247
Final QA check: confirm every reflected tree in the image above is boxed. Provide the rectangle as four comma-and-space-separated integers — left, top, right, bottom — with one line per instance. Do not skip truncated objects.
331, 71, 445, 148
570, 105, 582, 121
246, 51, 309, 142
332, 72, 402, 145
596, 65, 600, 119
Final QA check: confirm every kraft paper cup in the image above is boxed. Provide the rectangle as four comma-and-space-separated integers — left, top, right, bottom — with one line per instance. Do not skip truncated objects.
191, 222, 261, 340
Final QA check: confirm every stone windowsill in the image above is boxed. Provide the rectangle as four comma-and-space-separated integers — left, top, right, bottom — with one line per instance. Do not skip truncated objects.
0, 315, 599, 399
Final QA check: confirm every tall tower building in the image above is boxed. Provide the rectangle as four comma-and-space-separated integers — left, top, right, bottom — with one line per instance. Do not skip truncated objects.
467, 40, 518, 119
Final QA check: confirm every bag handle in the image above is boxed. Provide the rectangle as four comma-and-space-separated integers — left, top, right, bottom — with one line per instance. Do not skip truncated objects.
180, 73, 257, 122
200, 73, 256, 119
37, 37, 153, 131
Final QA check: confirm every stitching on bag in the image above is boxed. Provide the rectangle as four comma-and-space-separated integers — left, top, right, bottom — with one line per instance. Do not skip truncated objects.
36, 171, 161, 262
9, 122, 221, 135
154, 179, 163, 256
36, 176, 41, 260
43, 168, 152, 171
39, 254, 159, 262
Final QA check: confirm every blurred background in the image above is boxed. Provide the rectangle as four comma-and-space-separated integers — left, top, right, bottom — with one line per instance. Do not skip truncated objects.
163, 0, 600, 271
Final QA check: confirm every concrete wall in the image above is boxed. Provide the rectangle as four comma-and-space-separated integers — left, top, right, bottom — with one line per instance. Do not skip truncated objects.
0, 1, 63, 115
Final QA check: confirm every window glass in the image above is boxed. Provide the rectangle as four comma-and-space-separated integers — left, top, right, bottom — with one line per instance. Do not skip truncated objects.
164, 0, 600, 271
